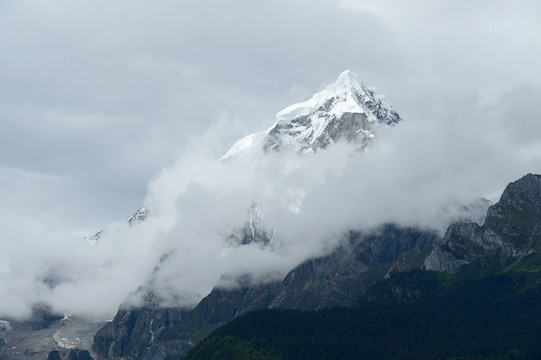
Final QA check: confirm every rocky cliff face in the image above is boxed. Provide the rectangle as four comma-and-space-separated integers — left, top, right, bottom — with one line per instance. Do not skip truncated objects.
93, 224, 438, 359
484, 174, 541, 249
424, 174, 541, 272
268, 225, 437, 310
93, 305, 191, 360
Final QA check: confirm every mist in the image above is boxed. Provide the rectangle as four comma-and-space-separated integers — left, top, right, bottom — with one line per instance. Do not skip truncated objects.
1, 0, 541, 323
1, 80, 540, 320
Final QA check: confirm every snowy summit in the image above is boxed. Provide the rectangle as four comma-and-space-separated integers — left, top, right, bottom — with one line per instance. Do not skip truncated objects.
221, 70, 401, 160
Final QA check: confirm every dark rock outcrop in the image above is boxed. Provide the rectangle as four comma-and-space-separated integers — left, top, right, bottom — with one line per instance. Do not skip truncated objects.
47, 349, 93, 360
93, 307, 189, 360
425, 174, 541, 271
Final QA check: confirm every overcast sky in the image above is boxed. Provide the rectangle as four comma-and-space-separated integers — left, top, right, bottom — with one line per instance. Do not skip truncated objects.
1, 0, 541, 319
1, 0, 541, 233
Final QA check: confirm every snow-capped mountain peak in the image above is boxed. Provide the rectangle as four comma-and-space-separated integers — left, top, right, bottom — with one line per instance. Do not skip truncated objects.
276, 70, 369, 123
222, 70, 401, 160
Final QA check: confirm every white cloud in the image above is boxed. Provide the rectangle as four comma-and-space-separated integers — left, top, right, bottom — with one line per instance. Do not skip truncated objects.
1, 81, 541, 319
1, 0, 541, 319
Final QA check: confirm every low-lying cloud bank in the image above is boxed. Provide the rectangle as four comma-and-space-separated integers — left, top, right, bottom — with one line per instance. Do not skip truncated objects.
1, 85, 541, 320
